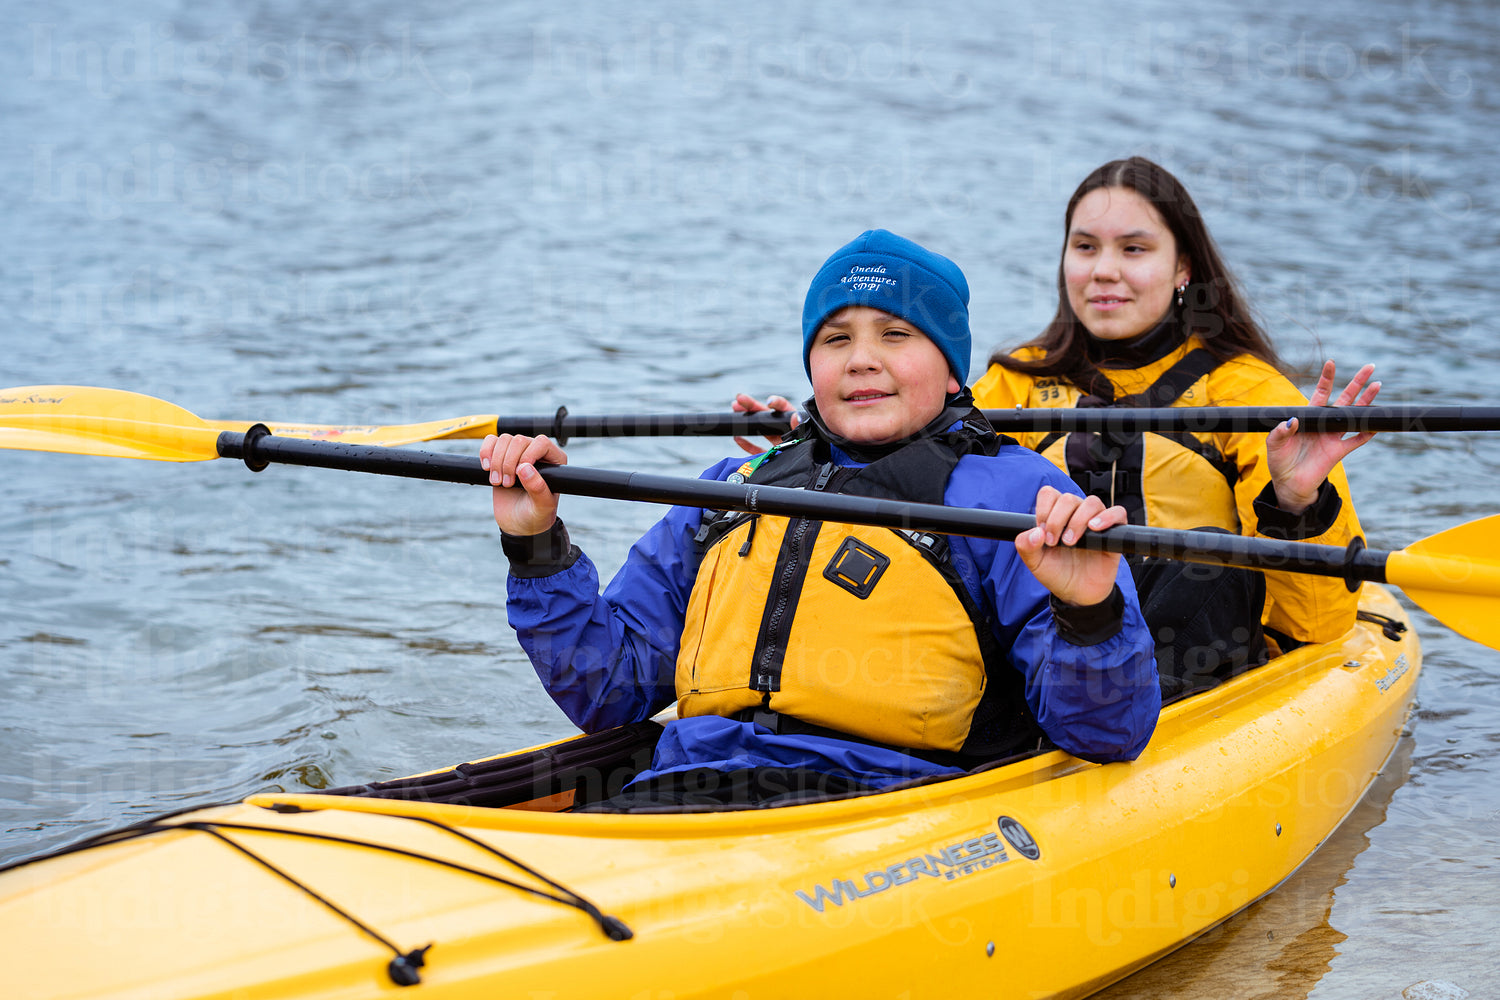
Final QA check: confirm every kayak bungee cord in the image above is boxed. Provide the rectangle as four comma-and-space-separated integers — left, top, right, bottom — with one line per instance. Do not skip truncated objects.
175, 820, 435, 987
0, 806, 633, 987
1355, 609, 1409, 641
389, 810, 634, 941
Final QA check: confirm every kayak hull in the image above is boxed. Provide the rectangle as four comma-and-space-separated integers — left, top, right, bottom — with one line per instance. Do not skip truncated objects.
0, 585, 1420, 1000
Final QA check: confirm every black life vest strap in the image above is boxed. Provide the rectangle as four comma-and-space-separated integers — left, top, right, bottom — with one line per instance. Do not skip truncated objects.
1052, 349, 1236, 519
700, 403, 1045, 762
1114, 348, 1222, 408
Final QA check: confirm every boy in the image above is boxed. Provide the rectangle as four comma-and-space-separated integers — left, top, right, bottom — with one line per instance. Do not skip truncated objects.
486, 231, 1159, 808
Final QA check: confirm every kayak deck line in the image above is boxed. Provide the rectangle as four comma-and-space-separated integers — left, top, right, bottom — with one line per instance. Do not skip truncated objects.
176, 820, 437, 987
2, 807, 635, 987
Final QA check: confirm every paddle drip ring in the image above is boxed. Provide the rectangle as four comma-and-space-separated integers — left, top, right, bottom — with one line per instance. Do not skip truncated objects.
1341, 536, 1367, 593
550, 405, 570, 446
241, 423, 272, 473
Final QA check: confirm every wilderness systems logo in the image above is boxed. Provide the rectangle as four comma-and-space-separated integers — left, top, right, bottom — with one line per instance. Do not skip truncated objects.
794, 826, 1023, 913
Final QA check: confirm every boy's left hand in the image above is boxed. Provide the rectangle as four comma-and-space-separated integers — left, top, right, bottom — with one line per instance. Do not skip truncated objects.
1014, 486, 1126, 607
731, 393, 799, 455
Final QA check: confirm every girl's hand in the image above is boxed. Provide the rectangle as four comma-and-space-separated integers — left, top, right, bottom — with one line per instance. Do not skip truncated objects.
482, 433, 567, 536
732, 393, 799, 454
1014, 486, 1127, 607
1266, 361, 1380, 513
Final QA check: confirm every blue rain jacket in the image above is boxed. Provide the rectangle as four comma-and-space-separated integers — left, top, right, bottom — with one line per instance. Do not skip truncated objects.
506, 442, 1160, 790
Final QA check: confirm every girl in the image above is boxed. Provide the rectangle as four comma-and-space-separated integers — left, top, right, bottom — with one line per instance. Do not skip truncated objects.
972, 158, 1377, 698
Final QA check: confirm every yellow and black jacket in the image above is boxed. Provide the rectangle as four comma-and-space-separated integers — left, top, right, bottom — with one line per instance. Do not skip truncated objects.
972, 337, 1363, 646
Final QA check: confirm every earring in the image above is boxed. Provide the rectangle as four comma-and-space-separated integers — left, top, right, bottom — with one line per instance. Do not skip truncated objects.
1175, 283, 1187, 308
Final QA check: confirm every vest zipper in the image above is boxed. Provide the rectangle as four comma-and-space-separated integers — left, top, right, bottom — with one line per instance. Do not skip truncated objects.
750, 462, 836, 694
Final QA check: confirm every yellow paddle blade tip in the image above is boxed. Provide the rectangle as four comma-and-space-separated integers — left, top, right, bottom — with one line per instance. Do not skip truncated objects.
1388, 514, 1500, 650
0, 427, 217, 461
0, 385, 222, 462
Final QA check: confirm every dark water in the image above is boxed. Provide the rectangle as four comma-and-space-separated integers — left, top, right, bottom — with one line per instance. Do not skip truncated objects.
1, 2, 1496, 996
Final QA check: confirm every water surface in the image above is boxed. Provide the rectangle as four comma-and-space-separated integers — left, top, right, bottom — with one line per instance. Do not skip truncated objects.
1, 2, 1496, 996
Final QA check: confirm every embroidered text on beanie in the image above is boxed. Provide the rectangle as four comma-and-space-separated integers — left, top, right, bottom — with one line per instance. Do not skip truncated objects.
801, 230, 971, 384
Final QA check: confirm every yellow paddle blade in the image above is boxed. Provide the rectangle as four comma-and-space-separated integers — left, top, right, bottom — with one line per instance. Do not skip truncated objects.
0, 385, 222, 462
1386, 514, 1500, 649
202, 414, 498, 447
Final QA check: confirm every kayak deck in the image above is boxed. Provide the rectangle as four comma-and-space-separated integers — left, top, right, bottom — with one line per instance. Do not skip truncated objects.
0, 585, 1420, 1000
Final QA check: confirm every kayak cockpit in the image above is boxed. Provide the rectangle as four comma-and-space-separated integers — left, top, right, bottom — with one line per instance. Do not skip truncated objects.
300, 584, 1418, 817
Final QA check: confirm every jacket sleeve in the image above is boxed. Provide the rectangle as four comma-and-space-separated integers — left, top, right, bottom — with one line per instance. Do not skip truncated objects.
946, 453, 1161, 763
1211, 360, 1364, 645
504, 457, 742, 733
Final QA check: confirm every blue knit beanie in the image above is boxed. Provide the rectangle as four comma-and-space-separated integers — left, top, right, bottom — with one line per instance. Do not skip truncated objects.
801, 230, 971, 384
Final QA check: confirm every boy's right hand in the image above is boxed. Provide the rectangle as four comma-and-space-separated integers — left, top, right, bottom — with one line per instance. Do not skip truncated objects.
482, 433, 566, 536
1015, 486, 1127, 608
732, 393, 800, 454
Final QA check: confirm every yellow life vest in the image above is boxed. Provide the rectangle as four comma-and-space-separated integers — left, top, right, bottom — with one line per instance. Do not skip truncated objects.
973, 340, 1367, 646
674, 409, 1044, 759
678, 515, 990, 752
1032, 349, 1240, 531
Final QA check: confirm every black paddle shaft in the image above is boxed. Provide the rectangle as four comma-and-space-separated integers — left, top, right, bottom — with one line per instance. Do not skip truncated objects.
490, 405, 1500, 441
217, 427, 1390, 587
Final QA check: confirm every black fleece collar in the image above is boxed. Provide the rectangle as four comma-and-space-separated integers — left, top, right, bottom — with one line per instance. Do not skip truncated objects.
794, 391, 985, 464
1086, 310, 1186, 369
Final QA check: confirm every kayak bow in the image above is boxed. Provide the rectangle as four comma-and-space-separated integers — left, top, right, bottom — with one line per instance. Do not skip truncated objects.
0, 586, 1420, 999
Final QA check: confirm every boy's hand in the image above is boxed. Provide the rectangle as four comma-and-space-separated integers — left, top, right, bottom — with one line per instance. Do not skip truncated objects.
1014, 486, 1126, 607
482, 433, 566, 536
732, 393, 799, 455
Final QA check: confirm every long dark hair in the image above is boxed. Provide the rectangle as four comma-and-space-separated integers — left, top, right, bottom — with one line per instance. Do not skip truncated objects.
991, 157, 1286, 396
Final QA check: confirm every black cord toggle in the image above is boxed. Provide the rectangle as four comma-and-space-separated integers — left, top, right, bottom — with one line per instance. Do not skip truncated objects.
388, 944, 433, 986
599, 915, 634, 942
1356, 610, 1408, 642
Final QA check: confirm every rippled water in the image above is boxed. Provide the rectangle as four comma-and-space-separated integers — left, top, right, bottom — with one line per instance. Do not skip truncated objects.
1, 1, 1496, 995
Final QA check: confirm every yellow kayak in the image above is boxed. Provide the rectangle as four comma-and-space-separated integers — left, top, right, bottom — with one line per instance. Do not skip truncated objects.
0, 585, 1420, 1000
